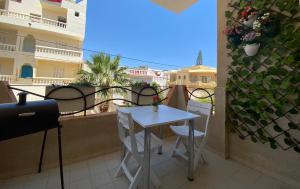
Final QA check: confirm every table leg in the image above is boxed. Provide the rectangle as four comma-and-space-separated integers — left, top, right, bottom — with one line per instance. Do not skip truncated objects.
158, 126, 163, 154
144, 128, 151, 189
188, 119, 195, 181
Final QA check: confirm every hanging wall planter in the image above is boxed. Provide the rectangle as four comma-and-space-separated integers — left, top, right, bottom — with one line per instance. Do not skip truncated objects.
240, 6, 258, 28
244, 43, 260, 56
243, 15, 257, 27
223, 25, 243, 47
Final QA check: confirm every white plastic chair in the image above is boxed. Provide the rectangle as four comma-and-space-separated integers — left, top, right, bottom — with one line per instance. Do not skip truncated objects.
115, 107, 162, 189
169, 100, 212, 170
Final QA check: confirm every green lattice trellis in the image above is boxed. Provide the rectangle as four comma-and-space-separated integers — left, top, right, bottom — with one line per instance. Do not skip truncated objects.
225, 0, 300, 153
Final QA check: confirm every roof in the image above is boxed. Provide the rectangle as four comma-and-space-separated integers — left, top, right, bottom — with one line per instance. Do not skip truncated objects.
170, 65, 217, 74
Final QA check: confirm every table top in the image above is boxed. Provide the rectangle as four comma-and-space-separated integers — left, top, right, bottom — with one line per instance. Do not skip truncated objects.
120, 105, 200, 128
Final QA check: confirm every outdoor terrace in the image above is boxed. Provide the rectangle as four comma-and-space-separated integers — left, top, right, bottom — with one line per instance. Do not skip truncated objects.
0, 0, 299, 189
0, 137, 295, 189
0, 8, 84, 39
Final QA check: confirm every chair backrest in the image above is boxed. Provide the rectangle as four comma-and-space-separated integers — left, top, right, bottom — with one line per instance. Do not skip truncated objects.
116, 107, 140, 157
187, 100, 212, 135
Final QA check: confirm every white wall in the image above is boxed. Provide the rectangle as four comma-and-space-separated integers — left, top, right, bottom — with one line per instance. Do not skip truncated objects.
216, 0, 300, 187
7, 0, 42, 15
65, 0, 87, 37
5, 0, 87, 39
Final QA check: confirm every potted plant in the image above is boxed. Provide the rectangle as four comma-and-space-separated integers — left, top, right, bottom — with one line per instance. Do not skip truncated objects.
45, 81, 96, 113
152, 95, 160, 112
77, 53, 130, 113
242, 31, 261, 56
223, 25, 243, 47
130, 81, 159, 106
240, 6, 258, 27
254, 13, 280, 37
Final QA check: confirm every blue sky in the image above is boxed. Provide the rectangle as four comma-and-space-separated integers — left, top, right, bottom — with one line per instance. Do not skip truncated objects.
83, 0, 217, 70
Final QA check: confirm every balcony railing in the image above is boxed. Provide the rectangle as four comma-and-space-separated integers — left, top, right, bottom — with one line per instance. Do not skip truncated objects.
0, 43, 16, 51
32, 77, 75, 85
0, 75, 15, 82
0, 9, 67, 29
0, 76, 75, 85
35, 45, 82, 58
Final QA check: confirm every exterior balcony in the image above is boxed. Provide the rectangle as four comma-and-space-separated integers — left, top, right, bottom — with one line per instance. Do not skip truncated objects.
41, 0, 84, 8
0, 43, 16, 52
0, 41, 83, 63
0, 9, 84, 39
35, 45, 83, 63
0, 43, 17, 59
0, 83, 296, 189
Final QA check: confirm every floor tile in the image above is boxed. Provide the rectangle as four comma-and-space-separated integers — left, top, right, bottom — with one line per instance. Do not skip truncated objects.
90, 171, 112, 189
69, 162, 90, 182
70, 178, 92, 189
1, 137, 298, 189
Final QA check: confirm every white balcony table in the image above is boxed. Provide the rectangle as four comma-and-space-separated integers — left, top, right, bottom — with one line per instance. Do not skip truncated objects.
120, 105, 200, 189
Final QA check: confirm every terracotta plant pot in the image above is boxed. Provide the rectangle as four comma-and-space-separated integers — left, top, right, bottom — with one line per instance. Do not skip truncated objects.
244, 43, 260, 56
99, 102, 109, 113
45, 86, 95, 113
243, 15, 257, 27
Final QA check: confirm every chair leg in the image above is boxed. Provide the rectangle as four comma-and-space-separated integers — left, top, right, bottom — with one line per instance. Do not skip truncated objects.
171, 136, 181, 157
182, 137, 189, 153
115, 151, 131, 177
200, 153, 206, 164
129, 166, 143, 189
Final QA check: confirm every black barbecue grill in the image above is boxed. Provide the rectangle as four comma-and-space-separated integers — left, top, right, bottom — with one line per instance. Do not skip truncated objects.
0, 92, 64, 189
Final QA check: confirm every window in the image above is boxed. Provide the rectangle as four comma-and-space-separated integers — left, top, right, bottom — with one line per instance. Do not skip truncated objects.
183, 75, 186, 80
193, 76, 198, 82
53, 68, 64, 78
75, 11, 80, 17
178, 76, 181, 79
0, 36, 6, 43
202, 76, 211, 83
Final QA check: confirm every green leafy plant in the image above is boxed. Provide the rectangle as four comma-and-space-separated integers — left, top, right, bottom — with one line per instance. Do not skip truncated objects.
77, 53, 130, 112
77, 52, 130, 99
225, 0, 300, 153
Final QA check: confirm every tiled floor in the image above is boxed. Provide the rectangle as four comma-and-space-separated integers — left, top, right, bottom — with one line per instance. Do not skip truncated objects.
0, 137, 298, 189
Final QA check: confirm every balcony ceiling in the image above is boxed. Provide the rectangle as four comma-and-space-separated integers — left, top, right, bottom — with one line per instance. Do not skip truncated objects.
151, 0, 198, 13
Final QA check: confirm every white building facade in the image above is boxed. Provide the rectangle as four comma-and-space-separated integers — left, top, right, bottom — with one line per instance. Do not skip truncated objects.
126, 66, 169, 87
0, 0, 87, 84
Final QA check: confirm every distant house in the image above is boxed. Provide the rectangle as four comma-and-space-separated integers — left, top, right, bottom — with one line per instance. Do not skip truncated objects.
168, 65, 217, 89
126, 66, 169, 86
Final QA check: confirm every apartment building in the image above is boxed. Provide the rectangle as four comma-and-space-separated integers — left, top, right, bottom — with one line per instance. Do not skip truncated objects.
0, 0, 87, 84
168, 65, 217, 89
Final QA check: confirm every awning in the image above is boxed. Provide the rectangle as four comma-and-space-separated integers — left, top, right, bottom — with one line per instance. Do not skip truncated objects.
47, 0, 62, 2
151, 0, 198, 13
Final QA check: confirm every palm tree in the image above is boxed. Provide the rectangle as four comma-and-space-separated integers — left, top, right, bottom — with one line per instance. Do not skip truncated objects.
77, 53, 130, 110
